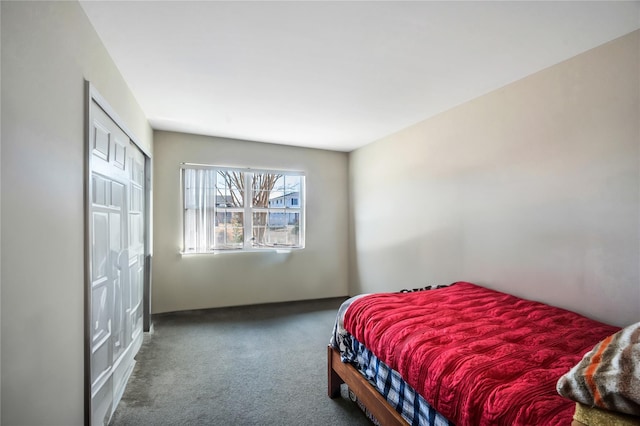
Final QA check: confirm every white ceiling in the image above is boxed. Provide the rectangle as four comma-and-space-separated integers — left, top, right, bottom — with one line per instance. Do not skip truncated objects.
80, 1, 640, 152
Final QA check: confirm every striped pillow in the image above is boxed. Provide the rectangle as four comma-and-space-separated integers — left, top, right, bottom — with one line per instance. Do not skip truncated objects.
556, 322, 640, 415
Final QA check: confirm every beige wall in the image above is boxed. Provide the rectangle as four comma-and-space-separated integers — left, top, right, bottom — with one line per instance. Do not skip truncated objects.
349, 30, 640, 328
152, 131, 349, 313
1, 2, 152, 425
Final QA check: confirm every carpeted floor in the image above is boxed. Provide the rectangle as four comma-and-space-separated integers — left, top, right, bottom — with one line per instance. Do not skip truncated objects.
108, 297, 373, 426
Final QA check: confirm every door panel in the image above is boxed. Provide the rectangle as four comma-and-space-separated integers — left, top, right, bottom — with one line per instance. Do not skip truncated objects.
92, 212, 109, 282
92, 123, 110, 161
89, 98, 146, 425
91, 283, 111, 349
113, 138, 127, 170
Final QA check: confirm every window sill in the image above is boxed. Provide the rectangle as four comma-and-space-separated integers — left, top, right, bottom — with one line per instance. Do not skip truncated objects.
180, 247, 302, 256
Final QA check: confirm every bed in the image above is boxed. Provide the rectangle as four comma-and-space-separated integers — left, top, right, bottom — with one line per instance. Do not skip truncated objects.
328, 282, 638, 425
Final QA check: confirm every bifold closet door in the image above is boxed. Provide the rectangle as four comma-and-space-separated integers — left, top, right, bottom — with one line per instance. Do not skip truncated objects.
88, 99, 145, 425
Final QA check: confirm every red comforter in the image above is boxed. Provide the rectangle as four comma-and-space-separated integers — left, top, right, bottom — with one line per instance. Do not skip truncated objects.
343, 282, 619, 426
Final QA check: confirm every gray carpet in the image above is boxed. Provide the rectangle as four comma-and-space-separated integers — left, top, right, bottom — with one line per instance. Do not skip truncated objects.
108, 297, 373, 426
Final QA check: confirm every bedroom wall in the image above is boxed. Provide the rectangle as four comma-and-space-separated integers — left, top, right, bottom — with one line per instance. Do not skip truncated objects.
152, 131, 349, 313
349, 30, 640, 328
1, 2, 152, 425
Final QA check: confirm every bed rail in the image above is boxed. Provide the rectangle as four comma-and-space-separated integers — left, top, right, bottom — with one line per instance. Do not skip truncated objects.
327, 346, 408, 426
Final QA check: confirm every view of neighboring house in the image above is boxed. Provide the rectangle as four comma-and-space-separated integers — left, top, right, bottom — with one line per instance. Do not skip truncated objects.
268, 192, 300, 227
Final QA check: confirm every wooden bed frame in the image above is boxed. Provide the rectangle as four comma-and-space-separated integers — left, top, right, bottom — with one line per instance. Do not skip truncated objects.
327, 346, 408, 426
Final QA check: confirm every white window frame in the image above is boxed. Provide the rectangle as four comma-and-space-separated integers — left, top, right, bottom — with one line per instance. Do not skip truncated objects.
181, 164, 306, 254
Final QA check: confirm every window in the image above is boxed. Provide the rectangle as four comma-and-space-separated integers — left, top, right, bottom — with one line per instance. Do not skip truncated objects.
182, 165, 305, 253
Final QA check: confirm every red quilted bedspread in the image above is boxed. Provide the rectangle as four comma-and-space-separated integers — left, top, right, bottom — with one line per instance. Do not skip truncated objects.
343, 282, 620, 426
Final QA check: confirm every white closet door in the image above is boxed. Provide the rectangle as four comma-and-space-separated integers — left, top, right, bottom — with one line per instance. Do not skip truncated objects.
89, 99, 145, 425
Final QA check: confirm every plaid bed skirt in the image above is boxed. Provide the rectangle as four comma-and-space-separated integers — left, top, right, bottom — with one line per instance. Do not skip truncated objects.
340, 334, 453, 426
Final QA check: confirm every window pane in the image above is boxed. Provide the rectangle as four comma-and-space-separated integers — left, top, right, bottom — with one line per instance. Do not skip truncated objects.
215, 211, 243, 249
251, 212, 267, 247
183, 169, 216, 252
183, 208, 196, 252
216, 170, 244, 207
183, 169, 197, 209
252, 211, 300, 247
269, 175, 285, 199
252, 173, 282, 207
283, 175, 301, 194
283, 212, 301, 246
